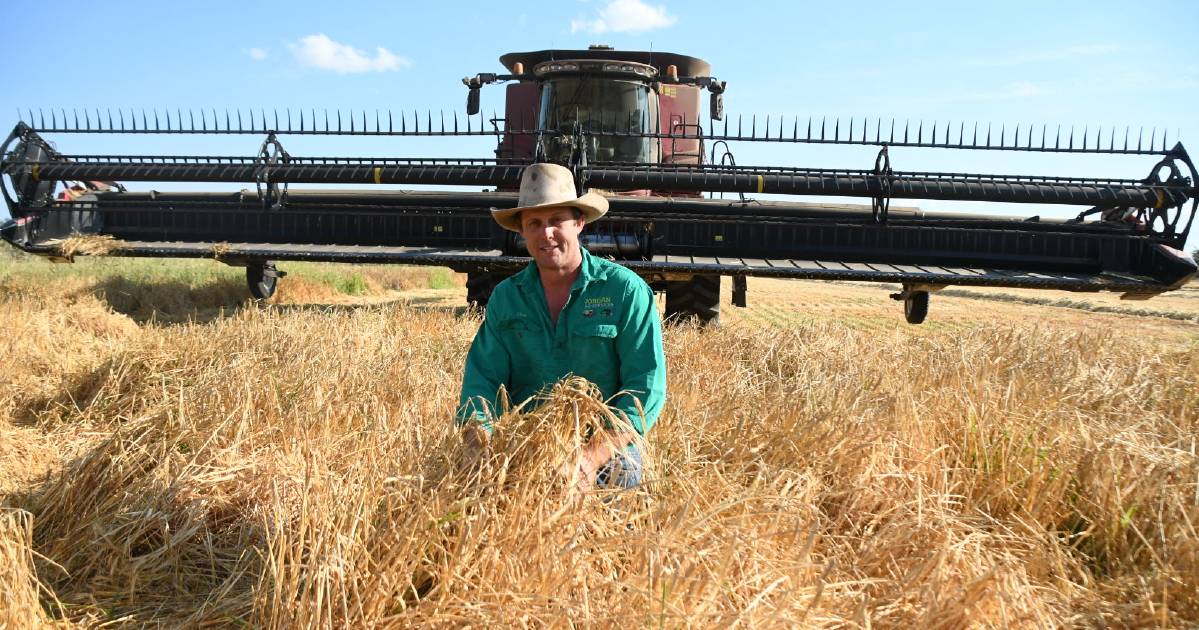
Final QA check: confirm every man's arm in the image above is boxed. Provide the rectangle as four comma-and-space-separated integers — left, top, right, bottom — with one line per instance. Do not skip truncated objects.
610, 280, 667, 435
456, 299, 512, 432
572, 280, 665, 487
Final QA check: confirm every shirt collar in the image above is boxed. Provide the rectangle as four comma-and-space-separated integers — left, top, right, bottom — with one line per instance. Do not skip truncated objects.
515, 246, 604, 293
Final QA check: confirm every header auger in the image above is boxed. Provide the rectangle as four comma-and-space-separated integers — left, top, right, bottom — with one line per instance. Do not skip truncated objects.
3, 46, 1196, 325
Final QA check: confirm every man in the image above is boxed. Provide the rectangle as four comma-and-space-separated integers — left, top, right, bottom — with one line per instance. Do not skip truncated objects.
457, 163, 666, 489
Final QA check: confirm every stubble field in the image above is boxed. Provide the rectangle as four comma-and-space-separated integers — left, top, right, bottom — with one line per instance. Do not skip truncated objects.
1, 251, 1196, 628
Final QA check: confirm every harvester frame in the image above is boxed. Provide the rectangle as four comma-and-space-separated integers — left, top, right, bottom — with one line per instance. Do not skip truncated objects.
3, 46, 1196, 324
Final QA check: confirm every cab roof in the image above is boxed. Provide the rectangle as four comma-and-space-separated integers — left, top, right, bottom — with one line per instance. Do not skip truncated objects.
500, 49, 711, 78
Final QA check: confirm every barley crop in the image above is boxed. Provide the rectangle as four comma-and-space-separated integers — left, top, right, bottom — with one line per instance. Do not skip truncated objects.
0, 263, 1195, 628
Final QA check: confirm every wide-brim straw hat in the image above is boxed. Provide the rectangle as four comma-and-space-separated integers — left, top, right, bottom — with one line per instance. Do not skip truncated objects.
491, 163, 609, 232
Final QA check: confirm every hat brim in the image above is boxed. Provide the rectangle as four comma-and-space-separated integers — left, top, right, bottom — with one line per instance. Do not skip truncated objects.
490, 191, 609, 232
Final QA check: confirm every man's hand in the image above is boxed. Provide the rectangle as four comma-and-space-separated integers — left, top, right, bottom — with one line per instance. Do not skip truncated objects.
565, 429, 638, 494
459, 424, 491, 473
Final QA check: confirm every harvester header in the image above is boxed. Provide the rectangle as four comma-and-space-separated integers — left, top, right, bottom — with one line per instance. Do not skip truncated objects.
3, 46, 1196, 324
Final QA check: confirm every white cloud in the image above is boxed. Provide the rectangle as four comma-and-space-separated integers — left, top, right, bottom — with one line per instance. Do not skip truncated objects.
570, 0, 677, 34
248, 47, 268, 61
289, 34, 410, 74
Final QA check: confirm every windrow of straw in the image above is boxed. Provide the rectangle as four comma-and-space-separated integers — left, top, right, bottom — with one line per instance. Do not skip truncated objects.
54, 235, 125, 259
0, 280, 1195, 627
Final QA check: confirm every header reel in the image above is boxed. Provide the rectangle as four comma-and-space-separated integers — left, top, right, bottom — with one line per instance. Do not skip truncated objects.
1, 103, 1196, 321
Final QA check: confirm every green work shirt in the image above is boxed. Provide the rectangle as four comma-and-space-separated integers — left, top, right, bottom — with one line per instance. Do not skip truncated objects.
457, 248, 667, 435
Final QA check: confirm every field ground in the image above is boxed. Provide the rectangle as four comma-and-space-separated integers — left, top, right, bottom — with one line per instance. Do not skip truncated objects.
1, 252, 1196, 627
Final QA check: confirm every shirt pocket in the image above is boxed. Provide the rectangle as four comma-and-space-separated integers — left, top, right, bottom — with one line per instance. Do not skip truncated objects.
496, 317, 544, 392
570, 324, 619, 386
577, 324, 617, 339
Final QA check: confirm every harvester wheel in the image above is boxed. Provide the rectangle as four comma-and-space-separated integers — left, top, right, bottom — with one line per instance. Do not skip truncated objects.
665, 275, 721, 326
904, 290, 929, 324
246, 261, 280, 300
467, 270, 506, 311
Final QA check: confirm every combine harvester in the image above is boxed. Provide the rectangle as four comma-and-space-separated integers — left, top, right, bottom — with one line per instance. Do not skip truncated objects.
3, 46, 1196, 324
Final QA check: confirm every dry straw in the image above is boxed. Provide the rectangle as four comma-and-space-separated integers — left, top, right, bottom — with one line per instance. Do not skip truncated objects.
0, 271, 1195, 627
53, 234, 125, 259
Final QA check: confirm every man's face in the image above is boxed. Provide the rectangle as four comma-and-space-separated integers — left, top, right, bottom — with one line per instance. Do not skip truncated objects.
520, 206, 586, 274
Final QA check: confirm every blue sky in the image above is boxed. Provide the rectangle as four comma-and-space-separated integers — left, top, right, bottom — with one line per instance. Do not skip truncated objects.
2, 0, 1197, 251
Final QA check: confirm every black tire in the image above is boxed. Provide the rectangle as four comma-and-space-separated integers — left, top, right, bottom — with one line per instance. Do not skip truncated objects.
904, 291, 929, 324
665, 275, 721, 326
246, 261, 278, 300
466, 270, 506, 311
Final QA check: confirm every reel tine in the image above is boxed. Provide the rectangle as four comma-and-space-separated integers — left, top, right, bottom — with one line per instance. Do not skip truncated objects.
440, 109, 445, 134
1137, 126, 1143, 152
1149, 127, 1157, 152
390, 109, 395, 134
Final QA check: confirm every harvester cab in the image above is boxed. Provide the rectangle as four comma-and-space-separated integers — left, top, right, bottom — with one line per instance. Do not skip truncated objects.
464, 45, 724, 170
2, 46, 1196, 325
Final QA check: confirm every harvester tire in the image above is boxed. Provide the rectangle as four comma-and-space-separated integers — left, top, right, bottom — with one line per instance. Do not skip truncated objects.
904, 291, 929, 324
665, 275, 721, 326
467, 270, 507, 312
246, 261, 279, 300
